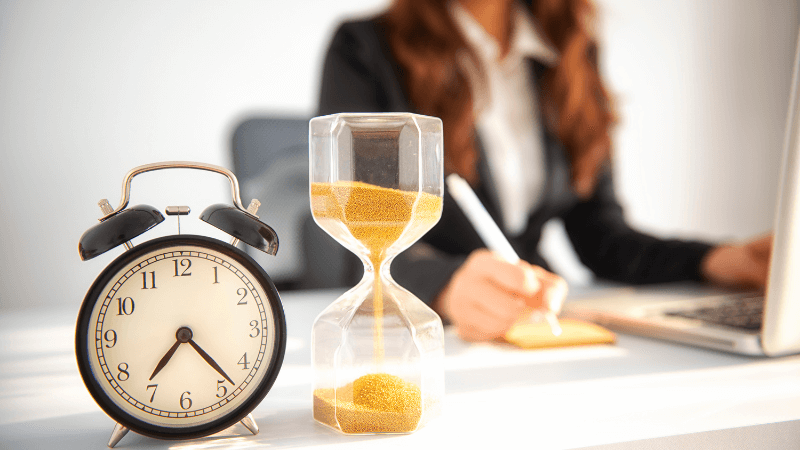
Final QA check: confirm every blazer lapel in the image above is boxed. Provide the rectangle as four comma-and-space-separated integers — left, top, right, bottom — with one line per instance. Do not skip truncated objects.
474, 133, 507, 231
527, 58, 576, 212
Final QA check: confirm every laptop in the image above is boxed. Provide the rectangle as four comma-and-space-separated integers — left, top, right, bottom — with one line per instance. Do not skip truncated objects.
563, 28, 800, 357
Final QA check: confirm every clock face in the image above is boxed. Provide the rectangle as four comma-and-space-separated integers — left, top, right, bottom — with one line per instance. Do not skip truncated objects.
76, 235, 285, 439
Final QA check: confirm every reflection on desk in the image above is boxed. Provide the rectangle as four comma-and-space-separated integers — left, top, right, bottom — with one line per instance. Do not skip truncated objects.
2, 287, 800, 449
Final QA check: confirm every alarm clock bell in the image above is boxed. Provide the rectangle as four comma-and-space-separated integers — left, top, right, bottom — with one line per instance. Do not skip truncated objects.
78, 204, 165, 261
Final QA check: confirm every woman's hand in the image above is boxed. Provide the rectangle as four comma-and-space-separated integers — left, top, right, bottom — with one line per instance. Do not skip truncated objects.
701, 234, 773, 290
434, 249, 568, 342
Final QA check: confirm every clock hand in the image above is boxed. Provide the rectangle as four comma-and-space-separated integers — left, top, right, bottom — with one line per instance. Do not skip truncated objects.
149, 327, 193, 381
188, 339, 235, 385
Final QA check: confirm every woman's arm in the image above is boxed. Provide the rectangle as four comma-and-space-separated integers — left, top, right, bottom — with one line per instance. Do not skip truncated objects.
562, 169, 715, 284
561, 169, 772, 288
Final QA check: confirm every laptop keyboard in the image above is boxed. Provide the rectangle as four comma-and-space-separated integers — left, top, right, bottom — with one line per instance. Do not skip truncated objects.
665, 295, 764, 331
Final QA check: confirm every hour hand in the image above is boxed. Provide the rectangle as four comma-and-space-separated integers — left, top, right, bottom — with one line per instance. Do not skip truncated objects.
149, 327, 192, 381
188, 339, 234, 385
149, 341, 180, 381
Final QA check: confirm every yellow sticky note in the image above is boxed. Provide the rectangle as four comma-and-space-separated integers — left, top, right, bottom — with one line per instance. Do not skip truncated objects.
505, 318, 615, 349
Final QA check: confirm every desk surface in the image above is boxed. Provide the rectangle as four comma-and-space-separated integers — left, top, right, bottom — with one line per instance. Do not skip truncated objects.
2, 287, 800, 449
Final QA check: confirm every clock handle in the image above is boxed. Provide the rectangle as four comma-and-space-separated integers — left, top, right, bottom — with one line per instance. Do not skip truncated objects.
98, 161, 251, 221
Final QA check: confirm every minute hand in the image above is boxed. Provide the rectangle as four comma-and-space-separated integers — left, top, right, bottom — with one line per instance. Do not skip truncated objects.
188, 339, 235, 385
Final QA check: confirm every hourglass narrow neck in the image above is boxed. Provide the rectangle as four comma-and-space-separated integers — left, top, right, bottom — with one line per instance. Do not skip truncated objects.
358, 252, 398, 282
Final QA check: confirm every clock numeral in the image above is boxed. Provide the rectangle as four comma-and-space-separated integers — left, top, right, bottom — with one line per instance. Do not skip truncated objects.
141, 271, 156, 289
213, 266, 220, 284
117, 363, 130, 381
216, 380, 228, 398
249, 320, 260, 338
180, 391, 192, 410
104, 329, 117, 348
238, 353, 249, 370
174, 259, 192, 277
237, 288, 248, 305
116, 297, 134, 316
146, 384, 158, 402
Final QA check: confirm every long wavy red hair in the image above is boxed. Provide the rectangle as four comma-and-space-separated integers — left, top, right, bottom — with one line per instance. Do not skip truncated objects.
384, 0, 616, 196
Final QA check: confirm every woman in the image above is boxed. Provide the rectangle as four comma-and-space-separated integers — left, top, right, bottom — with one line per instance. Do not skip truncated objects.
316, 0, 771, 341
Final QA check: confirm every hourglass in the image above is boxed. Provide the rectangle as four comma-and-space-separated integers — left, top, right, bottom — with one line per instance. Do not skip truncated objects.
309, 113, 445, 434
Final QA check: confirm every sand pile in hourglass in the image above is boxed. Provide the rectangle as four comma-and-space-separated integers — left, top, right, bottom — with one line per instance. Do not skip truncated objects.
310, 180, 442, 433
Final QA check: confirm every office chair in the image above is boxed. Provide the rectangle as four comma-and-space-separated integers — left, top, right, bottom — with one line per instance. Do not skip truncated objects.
231, 116, 349, 290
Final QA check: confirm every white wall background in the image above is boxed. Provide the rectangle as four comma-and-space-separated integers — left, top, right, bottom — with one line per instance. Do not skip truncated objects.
0, 0, 797, 310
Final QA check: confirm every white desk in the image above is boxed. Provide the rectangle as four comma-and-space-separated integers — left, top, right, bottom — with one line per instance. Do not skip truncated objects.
2, 287, 800, 449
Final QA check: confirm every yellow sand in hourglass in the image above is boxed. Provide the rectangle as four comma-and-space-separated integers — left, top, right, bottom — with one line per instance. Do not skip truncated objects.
310, 180, 442, 432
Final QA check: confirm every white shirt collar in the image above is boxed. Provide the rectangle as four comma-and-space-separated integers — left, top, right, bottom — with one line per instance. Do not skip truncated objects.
449, 1, 554, 235
451, 1, 558, 67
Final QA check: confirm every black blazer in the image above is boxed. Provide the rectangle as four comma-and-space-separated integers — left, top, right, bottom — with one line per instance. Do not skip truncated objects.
314, 17, 713, 305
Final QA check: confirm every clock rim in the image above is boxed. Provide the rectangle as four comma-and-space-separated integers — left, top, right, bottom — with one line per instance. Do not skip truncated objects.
75, 234, 287, 440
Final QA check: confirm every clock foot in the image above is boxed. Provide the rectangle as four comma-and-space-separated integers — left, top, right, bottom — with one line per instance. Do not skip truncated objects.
107, 422, 129, 448
240, 413, 259, 435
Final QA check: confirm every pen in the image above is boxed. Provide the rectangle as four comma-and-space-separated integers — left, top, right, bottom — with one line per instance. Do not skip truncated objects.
445, 173, 562, 336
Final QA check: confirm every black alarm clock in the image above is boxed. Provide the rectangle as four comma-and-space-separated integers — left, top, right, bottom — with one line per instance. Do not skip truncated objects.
76, 161, 286, 448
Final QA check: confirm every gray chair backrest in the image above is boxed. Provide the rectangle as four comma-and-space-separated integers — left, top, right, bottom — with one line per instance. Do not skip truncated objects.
231, 116, 348, 289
